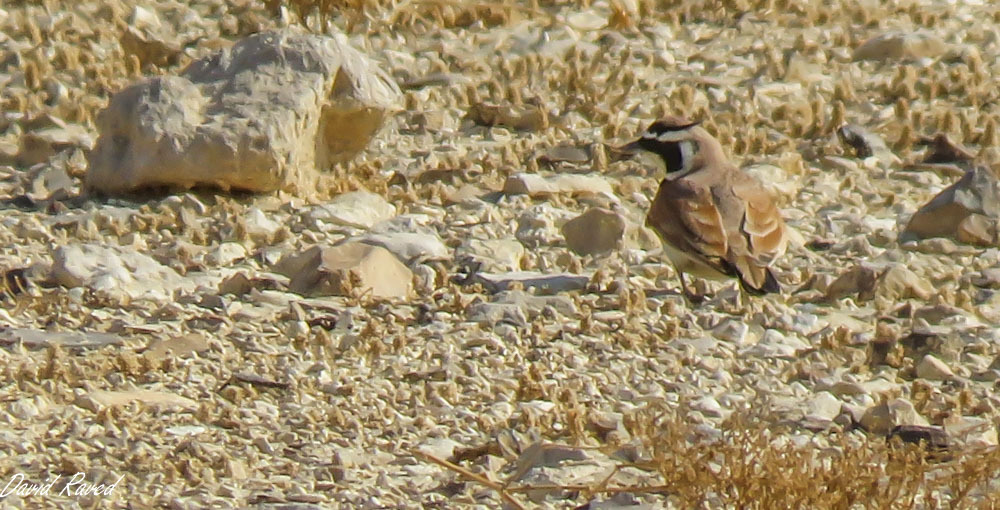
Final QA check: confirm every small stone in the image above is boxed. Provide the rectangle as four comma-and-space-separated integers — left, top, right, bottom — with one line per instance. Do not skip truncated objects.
219, 272, 254, 296
470, 271, 590, 294
495, 290, 578, 317
410, 109, 458, 132
538, 144, 590, 165
165, 425, 207, 437
915, 354, 955, 381
888, 425, 949, 449
309, 191, 397, 229
902, 166, 1000, 245
417, 438, 463, 460
0, 329, 123, 349
76, 390, 198, 413
946, 417, 998, 447
28, 166, 75, 202
276, 243, 413, 299
711, 319, 749, 345
876, 264, 933, 301
806, 392, 843, 422
456, 239, 525, 272
853, 31, 948, 61
208, 242, 248, 267
244, 208, 281, 242
969, 268, 1000, 289
957, 213, 996, 246
561, 207, 625, 256
467, 101, 548, 131
693, 396, 725, 418
142, 333, 210, 363
835, 124, 899, 166
17, 123, 94, 166
917, 133, 977, 164
503, 173, 616, 199
826, 381, 865, 397
355, 232, 449, 264
466, 302, 529, 328
119, 21, 182, 69
825, 264, 878, 301
860, 398, 929, 435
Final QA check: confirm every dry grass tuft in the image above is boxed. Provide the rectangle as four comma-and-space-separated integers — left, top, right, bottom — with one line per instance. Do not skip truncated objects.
423, 404, 1000, 508
627, 406, 1000, 509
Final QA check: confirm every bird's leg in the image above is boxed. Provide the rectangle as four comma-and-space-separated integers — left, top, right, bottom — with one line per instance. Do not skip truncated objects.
676, 270, 704, 305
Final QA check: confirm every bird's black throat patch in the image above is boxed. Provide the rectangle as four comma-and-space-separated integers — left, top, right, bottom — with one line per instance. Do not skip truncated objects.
637, 138, 698, 173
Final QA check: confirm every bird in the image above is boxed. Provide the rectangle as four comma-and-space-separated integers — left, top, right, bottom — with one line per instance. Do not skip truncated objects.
620, 116, 788, 304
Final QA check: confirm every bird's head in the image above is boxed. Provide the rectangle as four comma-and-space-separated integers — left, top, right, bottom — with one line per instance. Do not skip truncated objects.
619, 116, 722, 175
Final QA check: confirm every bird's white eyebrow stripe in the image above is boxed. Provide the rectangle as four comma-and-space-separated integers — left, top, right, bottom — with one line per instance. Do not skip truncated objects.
643, 130, 689, 142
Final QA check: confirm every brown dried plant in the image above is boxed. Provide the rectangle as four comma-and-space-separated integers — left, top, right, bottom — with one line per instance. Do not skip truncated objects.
421, 403, 1000, 508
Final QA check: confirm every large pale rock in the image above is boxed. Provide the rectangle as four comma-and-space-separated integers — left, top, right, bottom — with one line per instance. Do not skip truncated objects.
87, 29, 400, 194
561, 207, 625, 256
902, 167, 1000, 246
275, 243, 412, 299
51, 244, 191, 300
853, 31, 948, 61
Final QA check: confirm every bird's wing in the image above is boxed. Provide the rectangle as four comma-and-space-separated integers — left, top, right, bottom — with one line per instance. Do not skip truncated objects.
717, 175, 787, 292
732, 176, 787, 265
645, 178, 731, 272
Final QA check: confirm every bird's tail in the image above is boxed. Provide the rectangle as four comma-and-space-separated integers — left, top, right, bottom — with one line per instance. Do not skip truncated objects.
740, 267, 781, 295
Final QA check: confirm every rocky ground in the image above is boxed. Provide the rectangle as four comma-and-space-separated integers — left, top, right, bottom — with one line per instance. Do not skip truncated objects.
3, 0, 1000, 508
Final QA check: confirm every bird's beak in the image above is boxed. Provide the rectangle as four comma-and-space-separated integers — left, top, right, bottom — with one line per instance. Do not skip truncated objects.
615, 140, 644, 156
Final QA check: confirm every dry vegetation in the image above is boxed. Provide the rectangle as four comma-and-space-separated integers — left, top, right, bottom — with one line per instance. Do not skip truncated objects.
3, 0, 1000, 508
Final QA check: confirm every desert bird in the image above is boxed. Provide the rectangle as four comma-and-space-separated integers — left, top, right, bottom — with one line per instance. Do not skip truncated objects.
622, 117, 787, 303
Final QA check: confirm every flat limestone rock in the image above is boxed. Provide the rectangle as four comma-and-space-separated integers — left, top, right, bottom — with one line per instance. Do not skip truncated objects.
76, 390, 199, 413
503, 173, 616, 199
86, 28, 400, 195
471, 271, 591, 294
0, 328, 123, 349
308, 191, 397, 229
142, 333, 211, 362
50, 243, 191, 300
354, 232, 449, 265
853, 31, 948, 61
276, 243, 412, 299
